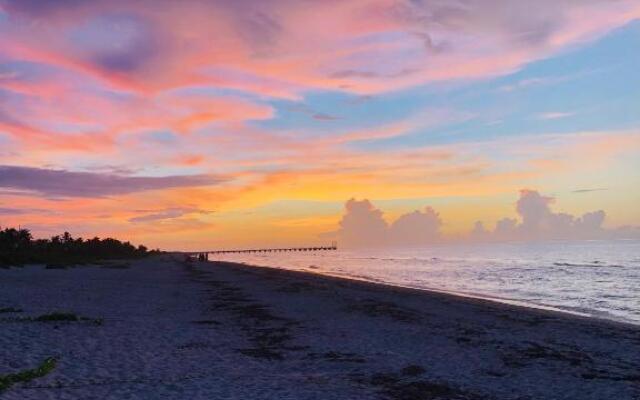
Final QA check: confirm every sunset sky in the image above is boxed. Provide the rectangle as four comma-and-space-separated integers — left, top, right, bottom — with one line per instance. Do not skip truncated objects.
0, 0, 639, 250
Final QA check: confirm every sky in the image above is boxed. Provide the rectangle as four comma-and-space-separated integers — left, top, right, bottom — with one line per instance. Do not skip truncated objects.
0, 0, 639, 250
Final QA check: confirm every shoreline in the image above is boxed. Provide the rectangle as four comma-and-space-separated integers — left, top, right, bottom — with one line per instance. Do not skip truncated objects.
1, 256, 638, 399
213, 260, 638, 329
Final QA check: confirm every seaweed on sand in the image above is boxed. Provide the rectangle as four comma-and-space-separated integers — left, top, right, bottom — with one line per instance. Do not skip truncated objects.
0, 307, 22, 313
0, 312, 103, 326
34, 312, 80, 322
0, 358, 57, 392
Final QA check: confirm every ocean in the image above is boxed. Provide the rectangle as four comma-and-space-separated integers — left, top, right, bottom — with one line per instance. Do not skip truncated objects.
212, 239, 640, 325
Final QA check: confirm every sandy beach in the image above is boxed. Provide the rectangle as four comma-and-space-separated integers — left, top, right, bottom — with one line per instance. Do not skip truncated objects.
1, 256, 638, 399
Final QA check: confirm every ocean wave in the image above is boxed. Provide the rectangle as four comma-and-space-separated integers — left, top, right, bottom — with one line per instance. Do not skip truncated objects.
215, 240, 640, 325
553, 262, 625, 268
350, 256, 443, 263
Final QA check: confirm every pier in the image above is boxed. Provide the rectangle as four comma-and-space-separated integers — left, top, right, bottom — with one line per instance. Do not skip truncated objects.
206, 241, 337, 255
187, 242, 338, 260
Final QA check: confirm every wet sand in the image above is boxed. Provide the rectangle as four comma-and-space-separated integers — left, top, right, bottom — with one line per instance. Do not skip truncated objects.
1, 256, 638, 399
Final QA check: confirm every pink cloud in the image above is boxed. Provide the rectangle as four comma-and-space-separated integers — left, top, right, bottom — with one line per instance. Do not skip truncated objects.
335, 199, 445, 248
333, 189, 639, 248
338, 199, 388, 248
471, 190, 638, 241
537, 111, 575, 120
1, 0, 638, 97
1, 0, 636, 164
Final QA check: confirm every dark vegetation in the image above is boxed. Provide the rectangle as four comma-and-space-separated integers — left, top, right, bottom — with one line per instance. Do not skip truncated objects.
0, 311, 103, 326
0, 357, 57, 392
350, 366, 485, 400
348, 299, 420, 322
0, 227, 159, 267
34, 312, 79, 322
0, 307, 22, 313
32, 312, 103, 326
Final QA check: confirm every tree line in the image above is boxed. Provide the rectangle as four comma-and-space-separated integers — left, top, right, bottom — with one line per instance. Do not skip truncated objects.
0, 227, 158, 267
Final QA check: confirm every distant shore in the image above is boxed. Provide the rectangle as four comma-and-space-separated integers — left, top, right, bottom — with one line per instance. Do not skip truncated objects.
1, 256, 638, 399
